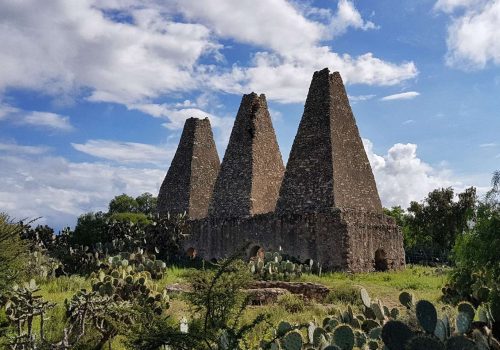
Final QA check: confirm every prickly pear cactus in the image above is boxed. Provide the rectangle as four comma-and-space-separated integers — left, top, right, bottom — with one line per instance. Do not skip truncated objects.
281, 330, 303, 350
406, 335, 444, 350
248, 250, 310, 281
381, 320, 413, 350
332, 324, 355, 350
90, 266, 169, 313
415, 300, 437, 334
399, 291, 414, 309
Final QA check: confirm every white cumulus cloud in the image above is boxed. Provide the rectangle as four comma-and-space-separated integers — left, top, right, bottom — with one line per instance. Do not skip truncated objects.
363, 139, 462, 208
0, 0, 418, 112
0, 0, 217, 105
436, 0, 500, 69
329, 0, 377, 37
380, 91, 420, 101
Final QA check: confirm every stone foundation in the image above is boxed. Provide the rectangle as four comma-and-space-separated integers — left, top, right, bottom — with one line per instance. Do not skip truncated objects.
182, 208, 404, 272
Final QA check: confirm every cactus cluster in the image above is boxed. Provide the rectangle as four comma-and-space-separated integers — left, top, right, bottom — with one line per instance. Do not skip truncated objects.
248, 251, 314, 281
107, 249, 167, 279
3, 280, 56, 348
90, 265, 169, 314
2, 271, 171, 348
262, 288, 399, 350
260, 289, 500, 350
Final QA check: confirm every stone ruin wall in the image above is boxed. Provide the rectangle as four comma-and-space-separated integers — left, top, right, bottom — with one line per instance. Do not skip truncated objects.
183, 209, 404, 272
157, 68, 406, 272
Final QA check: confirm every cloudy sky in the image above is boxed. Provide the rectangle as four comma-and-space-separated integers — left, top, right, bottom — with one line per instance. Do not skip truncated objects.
1, 0, 499, 229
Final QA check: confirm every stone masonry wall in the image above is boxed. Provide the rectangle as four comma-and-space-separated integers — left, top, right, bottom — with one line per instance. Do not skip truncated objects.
209, 93, 285, 218
329, 72, 382, 212
183, 208, 404, 272
341, 209, 405, 272
157, 117, 220, 219
159, 69, 405, 272
276, 68, 382, 215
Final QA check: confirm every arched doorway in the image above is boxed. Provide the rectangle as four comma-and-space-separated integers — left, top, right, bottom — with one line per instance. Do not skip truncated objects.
186, 247, 197, 259
248, 245, 265, 260
374, 249, 388, 272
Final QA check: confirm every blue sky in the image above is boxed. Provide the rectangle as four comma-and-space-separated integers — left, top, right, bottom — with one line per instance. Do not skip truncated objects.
0, 0, 499, 229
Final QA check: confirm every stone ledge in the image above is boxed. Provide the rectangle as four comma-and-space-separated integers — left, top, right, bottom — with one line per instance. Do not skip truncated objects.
248, 281, 330, 301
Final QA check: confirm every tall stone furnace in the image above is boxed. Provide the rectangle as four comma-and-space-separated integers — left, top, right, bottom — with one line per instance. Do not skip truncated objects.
157, 117, 220, 220
158, 69, 405, 272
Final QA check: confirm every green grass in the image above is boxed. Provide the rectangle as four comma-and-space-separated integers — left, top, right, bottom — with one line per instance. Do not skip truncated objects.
298, 264, 449, 307
30, 265, 448, 349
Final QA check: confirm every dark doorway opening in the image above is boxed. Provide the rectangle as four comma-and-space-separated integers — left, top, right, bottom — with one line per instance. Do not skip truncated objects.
186, 247, 197, 259
248, 245, 264, 260
374, 249, 388, 271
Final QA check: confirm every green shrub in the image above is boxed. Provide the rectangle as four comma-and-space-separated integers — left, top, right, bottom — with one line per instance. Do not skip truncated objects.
107, 212, 151, 225
72, 211, 108, 246
277, 293, 305, 313
443, 171, 500, 338
324, 283, 362, 307
44, 275, 88, 293
0, 213, 29, 293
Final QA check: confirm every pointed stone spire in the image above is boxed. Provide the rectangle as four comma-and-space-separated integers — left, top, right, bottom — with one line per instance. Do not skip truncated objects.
276, 68, 382, 214
157, 117, 220, 219
209, 93, 285, 218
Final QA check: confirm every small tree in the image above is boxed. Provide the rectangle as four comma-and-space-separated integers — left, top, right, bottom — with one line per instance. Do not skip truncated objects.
0, 214, 29, 294
406, 187, 477, 251
129, 246, 272, 350
108, 194, 139, 214
72, 211, 108, 246
135, 192, 157, 215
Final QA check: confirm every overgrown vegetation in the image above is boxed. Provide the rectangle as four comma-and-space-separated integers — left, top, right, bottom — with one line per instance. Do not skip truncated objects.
1, 174, 499, 348
384, 186, 476, 263
442, 170, 500, 338
0, 214, 29, 294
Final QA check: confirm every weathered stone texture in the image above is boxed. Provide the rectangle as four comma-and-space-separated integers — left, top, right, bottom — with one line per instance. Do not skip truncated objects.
159, 68, 404, 272
276, 68, 382, 214
209, 93, 285, 218
157, 117, 220, 219
183, 209, 404, 272
248, 281, 330, 301
341, 209, 405, 272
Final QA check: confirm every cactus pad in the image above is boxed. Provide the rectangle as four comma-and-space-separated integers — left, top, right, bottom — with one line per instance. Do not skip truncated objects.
399, 291, 414, 309
415, 300, 437, 334
277, 321, 292, 335
369, 326, 382, 340
362, 319, 380, 334
332, 324, 355, 350
406, 335, 445, 350
371, 301, 385, 321
381, 320, 413, 350
445, 335, 476, 350
281, 330, 303, 350
457, 302, 475, 321
455, 312, 472, 334
360, 288, 371, 308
